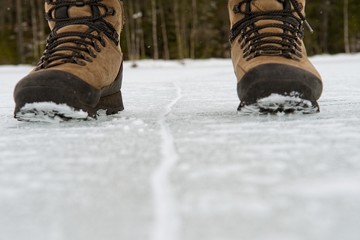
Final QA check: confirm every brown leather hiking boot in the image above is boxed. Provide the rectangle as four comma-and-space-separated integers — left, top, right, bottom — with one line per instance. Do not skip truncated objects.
228, 0, 323, 114
14, 0, 125, 121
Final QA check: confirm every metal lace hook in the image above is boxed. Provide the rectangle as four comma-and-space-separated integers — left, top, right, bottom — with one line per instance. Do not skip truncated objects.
289, 0, 314, 33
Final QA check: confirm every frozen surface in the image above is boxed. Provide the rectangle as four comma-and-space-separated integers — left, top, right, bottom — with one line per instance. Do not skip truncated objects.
1, 55, 360, 240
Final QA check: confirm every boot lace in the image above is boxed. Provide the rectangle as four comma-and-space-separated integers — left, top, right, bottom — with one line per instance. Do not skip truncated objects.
36, 0, 119, 70
230, 0, 313, 61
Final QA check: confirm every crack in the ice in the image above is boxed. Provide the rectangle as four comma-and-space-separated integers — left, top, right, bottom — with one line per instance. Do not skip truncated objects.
151, 82, 182, 240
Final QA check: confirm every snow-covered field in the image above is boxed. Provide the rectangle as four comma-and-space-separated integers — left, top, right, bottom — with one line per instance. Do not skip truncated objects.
1, 55, 360, 240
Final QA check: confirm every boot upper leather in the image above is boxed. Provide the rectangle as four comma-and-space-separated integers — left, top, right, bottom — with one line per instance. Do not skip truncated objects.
228, 0, 322, 83
32, 0, 125, 90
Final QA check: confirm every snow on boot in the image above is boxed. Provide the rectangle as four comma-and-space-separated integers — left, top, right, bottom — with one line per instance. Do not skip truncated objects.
228, 0, 323, 114
14, 0, 125, 122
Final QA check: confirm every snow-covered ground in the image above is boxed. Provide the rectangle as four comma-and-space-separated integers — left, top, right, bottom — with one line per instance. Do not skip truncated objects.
1, 55, 360, 240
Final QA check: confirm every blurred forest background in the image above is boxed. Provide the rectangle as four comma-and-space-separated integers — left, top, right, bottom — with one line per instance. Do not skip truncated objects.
0, 0, 359, 64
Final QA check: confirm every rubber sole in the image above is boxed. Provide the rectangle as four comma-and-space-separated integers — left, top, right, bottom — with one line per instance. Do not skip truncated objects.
237, 63, 323, 114
238, 93, 319, 115
14, 64, 124, 122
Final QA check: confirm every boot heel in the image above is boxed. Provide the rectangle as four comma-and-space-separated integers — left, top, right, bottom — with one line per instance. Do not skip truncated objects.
97, 91, 124, 115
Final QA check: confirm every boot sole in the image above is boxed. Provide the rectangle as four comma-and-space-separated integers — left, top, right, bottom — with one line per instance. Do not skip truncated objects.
237, 63, 323, 114
14, 64, 124, 122
238, 93, 320, 115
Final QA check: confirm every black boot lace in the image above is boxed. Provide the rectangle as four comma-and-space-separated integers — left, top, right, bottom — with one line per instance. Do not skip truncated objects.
36, 0, 120, 70
230, 0, 313, 61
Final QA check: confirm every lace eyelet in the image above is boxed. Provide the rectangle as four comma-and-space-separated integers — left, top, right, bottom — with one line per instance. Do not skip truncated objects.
233, 4, 241, 14
99, 36, 106, 47
107, 7, 116, 16
45, 12, 52, 21
92, 39, 102, 52
84, 55, 93, 63
39, 61, 48, 69
75, 1, 85, 7
74, 58, 86, 66
87, 46, 97, 58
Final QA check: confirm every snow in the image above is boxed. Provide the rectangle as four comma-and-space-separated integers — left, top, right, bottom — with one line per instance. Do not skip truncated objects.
152, 82, 182, 240
1, 54, 360, 240
238, 93, 317, 114
16, 102, 90, 122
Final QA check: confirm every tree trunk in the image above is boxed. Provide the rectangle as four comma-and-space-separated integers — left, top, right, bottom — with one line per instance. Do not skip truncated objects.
15, 0, 25, 63
180, 0, 189, 58
37, 0, 46, 56
343, 0, 350, 53
124, 5, 132, 60
173, 1, 184, 59
128, 0, 137, 60
134, 1, 145, 59
190, 0, 198, 59
159, 0, 170, 60
320, 0, 330, 53
0, 3, 5, 36
151, 0, 159, 59
30, 0, 39, 61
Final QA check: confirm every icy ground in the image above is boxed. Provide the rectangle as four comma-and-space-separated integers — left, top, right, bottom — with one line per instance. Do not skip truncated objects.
1, 55, 360, 240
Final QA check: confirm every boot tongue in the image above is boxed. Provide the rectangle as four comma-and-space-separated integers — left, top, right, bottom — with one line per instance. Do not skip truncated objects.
45, 1, 97, 30
57, 4, 95, 33
249, 0, 288, 53
44, 1, 99, 66
250, 0, 284, 12
67, 4, 95, 19
41, 0, 123, 68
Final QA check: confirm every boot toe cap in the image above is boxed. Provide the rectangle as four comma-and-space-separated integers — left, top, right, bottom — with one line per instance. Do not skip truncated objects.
237, 63, 323, 103
14, 70, 101, 112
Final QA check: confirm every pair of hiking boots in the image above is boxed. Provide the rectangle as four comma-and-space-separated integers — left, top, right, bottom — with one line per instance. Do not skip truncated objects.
14, 0, 323, 121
